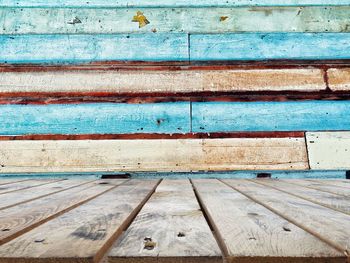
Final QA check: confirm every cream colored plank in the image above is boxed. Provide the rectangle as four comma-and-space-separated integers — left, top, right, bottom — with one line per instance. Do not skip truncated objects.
306, 132, 350, 170
0, 138, 308, 173
252, 179, 350, 215
0, 179, 62, 195
0, 179, 31, 186
192, 179, 345, 263
0, 68, 325, 93
0, 179, 159, 263
108, 180, 222, 263
328, 68, 350, 91
0, 179, 95, 210
306, 179, 350, 188
223, 179, 350, 255
0, 179, 125, 245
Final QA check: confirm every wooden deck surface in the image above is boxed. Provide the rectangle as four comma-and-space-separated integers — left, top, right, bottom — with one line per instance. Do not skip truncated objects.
0, 178, 348, 263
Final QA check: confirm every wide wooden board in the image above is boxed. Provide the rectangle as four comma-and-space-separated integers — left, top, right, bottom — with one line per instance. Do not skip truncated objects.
192, 179, 345, 263
0, 138, 308, 173
0, 179, 61, 195
108, 179, 222, 263
327, 68, 350, 91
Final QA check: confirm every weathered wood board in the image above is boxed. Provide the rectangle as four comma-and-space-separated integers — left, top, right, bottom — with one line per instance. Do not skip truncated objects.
0, 68, 326, 93
190, 33, 350, 61
306, 132, 350, 170
192, 179, 345, 263
0, 103, 190, 135
192, 101, 350, 132
2, 7, 350, 34
0, 179, 159, 263
328, 68, 350, 91
108, 179, 222, 263
0, 34, 189, 63
0, 179, 61, 195
0, 138, 308, 173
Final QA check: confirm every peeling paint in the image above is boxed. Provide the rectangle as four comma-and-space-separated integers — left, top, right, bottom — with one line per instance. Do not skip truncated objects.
132, 11, 150, 28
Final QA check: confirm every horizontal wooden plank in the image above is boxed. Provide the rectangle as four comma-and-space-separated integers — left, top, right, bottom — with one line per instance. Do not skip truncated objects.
192, 101, 350, 132
190, 33, 350, 61
306, 132, 350, 170
0, 103, 190, 135
0, 68, 326, 93
2, 7, 350, 34
0, 34, 189, 64
0, 179, 30, 186
109, 180, 221, 263
0, 138, 308, 173
288, 179, 350, 197
327, 68, 350, 91
1, 0, 350, 7
0, 179, 61, 195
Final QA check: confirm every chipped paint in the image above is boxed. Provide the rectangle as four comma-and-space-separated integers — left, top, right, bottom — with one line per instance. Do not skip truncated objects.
132, 11, 150, 28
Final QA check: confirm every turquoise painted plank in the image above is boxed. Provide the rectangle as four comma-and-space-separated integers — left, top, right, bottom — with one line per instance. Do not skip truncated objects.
190, 33, 350, 60
192, 101, 350, 132
0, 103, 190, 135
0, 34, 188, 63
2, 7, 350, 34
1, 0, 350, 7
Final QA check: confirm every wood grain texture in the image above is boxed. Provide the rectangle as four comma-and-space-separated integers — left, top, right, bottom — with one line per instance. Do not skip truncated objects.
287, 180, 350, 197
108, 179, 222, 263
0, 103, 190, 135
190, 33, 350, 61
223, 179, 350, 256
0, 68, 326, 93
2, 7, 350, 34
192, 179, 345, 263
306, 132, 350, 170
0, 180, 124, 245
0, 179, 159, 263
0, 34, 189, 64
307, 179, 350, 188
0, 138, 308, 173
192, 101, 350, 132
0, 179, 30, 186
327, 68, 350, 91
0, 179, 61, 195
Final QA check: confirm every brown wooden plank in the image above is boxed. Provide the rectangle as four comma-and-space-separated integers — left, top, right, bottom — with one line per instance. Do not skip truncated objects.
0, 179, 63, 195
108, 179, 222, 263
222, 179, 350, 257
0, 179, 95, 211
0, 179, 159, 263
252, 179, 350, 215
0, 179, 126, 246
328, 68, 350, 91
288, 180, 350, 197
192, 179, 344, 263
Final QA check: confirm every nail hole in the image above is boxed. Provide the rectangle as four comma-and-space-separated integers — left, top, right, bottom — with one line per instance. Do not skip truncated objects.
34, 238, 45, 243
143, 237, 156, 250
177, 232, 185, 237
283, 226, 291, 232
1, 228, 10, 232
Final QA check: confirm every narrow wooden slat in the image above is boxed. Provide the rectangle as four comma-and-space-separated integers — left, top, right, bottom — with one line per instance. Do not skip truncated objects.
0, 179, 125, 245
0, 179, 31, 186
0, 179, 95, 210
252, 179, 350, 215
223, 179, 350, 255
2, 7, 350, 34
0, 103, 190, 135
192, 101, 350, 132
0, 68, 325, 93
0, 179, 62, 195
108, 179, 222, 263
306, 132, 350, 170
190, 33, 350, 61
0, 138, 308, 173
0, 179, 159, 263
306, 179, 350, 188
0, 34, 189, 64
192, 179, 345, 263
287, 180, 350, 197
327, 68, 350, 91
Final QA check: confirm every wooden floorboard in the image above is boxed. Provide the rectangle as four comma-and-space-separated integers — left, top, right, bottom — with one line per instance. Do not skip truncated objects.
0, 179, 63, 195
287, 180, 350, 197
0, 179, 31, 186
306, 179, 350, 188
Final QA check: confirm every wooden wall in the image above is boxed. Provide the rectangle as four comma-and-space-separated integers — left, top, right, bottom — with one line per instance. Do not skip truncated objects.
1, 1, 350, 173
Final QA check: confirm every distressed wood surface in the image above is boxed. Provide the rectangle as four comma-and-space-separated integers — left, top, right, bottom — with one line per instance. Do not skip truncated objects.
0, 179, 30, 186
0, 180, 124, 245
0, 179, 61, 195
190, 33, 350, 61
2, 7, 350, 34
223, 179, 350, 256
306, 179, 350, 188
327, 68, 350, 91
192, 179, 344, 263
0, 68, 326, 93
109, 179, 222, 263
287, 180, 350, 197
192, 101, 350, 132
0, 180, 159, 263
0, 34, 189, 64
306, 132, 350, 170
0, 103, 190, 135
0, 138, 308, 173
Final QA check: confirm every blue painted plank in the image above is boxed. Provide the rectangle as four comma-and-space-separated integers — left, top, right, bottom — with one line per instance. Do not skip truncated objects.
1, 0, 349, 7
0, 103, 190, 135
0, 34, 188, 64
190, 33, 350, 60
192, 101, 350, 132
